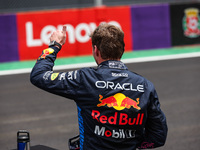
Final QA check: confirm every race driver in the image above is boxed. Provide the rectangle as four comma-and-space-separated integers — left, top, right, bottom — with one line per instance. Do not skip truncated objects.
30, 23, 168, 150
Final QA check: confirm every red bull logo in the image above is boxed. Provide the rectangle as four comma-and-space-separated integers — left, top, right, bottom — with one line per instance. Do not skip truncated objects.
38, 48, 54, 60
93, 93, 143, 138
97, 93, 141, 111
92, 110, 144, 126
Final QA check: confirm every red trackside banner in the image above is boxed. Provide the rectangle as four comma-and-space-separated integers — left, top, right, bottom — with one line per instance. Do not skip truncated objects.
17, 6, 132, 61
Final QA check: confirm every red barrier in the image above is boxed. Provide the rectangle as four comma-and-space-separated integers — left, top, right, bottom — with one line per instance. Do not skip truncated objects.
17, 6, 132, 61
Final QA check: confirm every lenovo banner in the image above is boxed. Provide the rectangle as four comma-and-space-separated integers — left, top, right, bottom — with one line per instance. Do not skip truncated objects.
17, 6, 132, 61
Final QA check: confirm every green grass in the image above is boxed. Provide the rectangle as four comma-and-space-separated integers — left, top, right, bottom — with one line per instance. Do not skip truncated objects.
0, 46, 200, 71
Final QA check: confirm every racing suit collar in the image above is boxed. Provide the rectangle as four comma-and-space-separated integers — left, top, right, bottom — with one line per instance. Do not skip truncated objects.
98, 60, 128, 70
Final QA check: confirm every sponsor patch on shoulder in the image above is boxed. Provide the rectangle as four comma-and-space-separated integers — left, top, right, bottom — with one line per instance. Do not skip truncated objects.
51, 73, 59, 81
112, 72, 128, 77
43, 71, 53, 80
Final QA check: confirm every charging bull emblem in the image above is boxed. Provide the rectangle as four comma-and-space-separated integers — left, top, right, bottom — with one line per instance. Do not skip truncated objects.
97, 93, 141, 111
38, 48, 54, 60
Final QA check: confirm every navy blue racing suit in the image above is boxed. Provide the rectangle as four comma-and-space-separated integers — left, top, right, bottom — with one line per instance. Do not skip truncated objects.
30, 46, 168, 150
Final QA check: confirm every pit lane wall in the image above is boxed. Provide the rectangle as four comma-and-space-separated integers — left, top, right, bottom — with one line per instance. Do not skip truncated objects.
0, 2, 200, 63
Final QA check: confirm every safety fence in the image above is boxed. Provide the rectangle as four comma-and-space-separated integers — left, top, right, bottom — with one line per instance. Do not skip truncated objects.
0, 2, 200, 62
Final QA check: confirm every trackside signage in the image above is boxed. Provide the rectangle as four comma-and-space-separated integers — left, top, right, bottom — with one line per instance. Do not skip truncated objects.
17, 6, 132, 61
2, 2, 200, 63
131, 4, 171, 50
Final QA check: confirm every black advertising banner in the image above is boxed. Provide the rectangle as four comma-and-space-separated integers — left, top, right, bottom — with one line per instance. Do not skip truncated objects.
170, 3, 200, 46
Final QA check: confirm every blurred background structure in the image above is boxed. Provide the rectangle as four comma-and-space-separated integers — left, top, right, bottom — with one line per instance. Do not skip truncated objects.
0, 0, 200, 13
0, 0, 200, 150
1, 0, 200, 63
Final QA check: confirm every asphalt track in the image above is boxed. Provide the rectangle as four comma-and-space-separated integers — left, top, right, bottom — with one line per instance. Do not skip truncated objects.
0, 57, 200, 150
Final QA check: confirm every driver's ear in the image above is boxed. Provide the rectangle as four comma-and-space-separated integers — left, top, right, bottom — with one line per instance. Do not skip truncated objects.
94, 45, 100, 57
